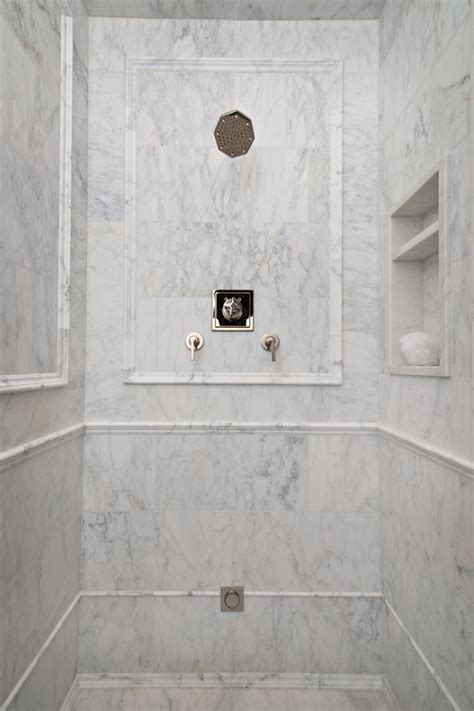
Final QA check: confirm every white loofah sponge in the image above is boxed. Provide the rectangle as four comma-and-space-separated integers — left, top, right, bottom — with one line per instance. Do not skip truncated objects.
400, 331, 440, 366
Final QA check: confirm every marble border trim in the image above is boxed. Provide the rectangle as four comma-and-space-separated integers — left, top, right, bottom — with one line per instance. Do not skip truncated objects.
384, 599, 462, 711
378, 424, 474, 481
85, 421, 377, 434
123, 58, 343, 386
0, 594, 81, 711
60, 672, 387, 710
0, 423, 85, 473
0, 16, 73, 394
81, 590, 384, 598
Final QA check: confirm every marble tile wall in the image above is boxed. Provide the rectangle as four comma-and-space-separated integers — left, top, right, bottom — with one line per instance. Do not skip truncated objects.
79, 430, 382, 673
0, 434, 83, 707
380, 437, 474, 711
81, 431, 380, 592
0, 1, 88, 708
0, 0, 88, 450
78, 594, 383, 675
86, 17, 379, 422
378, 0, 473, 460
8, 605, 79, 711
378, 2, 473, 709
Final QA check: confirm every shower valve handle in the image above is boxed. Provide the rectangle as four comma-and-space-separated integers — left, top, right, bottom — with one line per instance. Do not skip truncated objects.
261, 333, 280, 362
185, 332, 204, 361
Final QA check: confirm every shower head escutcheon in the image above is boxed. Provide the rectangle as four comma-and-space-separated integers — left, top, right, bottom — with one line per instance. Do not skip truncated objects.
214, 110, 255, 158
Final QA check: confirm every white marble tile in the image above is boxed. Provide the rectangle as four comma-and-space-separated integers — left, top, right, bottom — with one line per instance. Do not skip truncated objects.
7, 604, 79, 711
79, 596, 153, 673
1, 516, 81, 706
343, 72, 378, 228
230, 511, 380, 591
0, 0, 88, 445
383, 606, 453, 711
307, 434, 379, 512
85, 0, 386, 20
81, 509, 380, 591
379, 373, 473, 461
379, 0, 470, 139
0, 436, 83, 583
83, 434, 156, 512
71, 684, 392, 711
152, 596, 383, 673
81, 511, 233, 590
154, 432, 308, 511
135, 145, 328, 224
135, 222, 233, 298
232, 223, 329, 299
71, 686, 232, 711
380, 20, 470, 210
381, 439, 474, 710
448, 136, 471, 262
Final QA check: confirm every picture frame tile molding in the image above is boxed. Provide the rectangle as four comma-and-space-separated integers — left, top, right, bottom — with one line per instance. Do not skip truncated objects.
123, 58, 343, 385
0, 16, 73, 393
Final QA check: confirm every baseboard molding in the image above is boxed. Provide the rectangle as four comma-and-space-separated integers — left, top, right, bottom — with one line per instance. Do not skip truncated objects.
0, 423, 85, 473
59, 672, 385, 709
75, 672, 385, 690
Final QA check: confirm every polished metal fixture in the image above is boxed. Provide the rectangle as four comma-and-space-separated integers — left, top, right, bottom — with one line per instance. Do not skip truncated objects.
222, 296, 243, 322
185, 332, 204, 361
212, 290, 254, 331
214, 110, 255, 158
261, 333, 280, 362
220, 586, 244, 612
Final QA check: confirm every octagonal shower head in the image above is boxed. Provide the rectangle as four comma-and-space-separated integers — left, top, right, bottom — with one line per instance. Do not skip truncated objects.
214, 110, 255, 158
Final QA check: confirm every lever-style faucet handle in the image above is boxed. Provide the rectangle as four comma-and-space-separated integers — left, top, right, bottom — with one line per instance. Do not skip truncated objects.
185, 332, 204, 362
260, 333, 280, 362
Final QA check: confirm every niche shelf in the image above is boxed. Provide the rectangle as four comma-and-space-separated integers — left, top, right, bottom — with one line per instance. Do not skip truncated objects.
388, 161, 451, 377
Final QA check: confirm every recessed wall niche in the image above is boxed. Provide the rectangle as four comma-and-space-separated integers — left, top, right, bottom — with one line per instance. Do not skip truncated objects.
387, 160, 451, 377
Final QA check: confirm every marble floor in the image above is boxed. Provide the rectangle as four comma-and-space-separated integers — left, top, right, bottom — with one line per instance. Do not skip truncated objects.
71, 687, 393, 711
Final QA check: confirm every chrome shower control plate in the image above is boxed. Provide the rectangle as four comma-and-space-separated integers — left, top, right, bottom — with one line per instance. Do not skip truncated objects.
212, 290, 254, 331
220, 586, 244, 612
